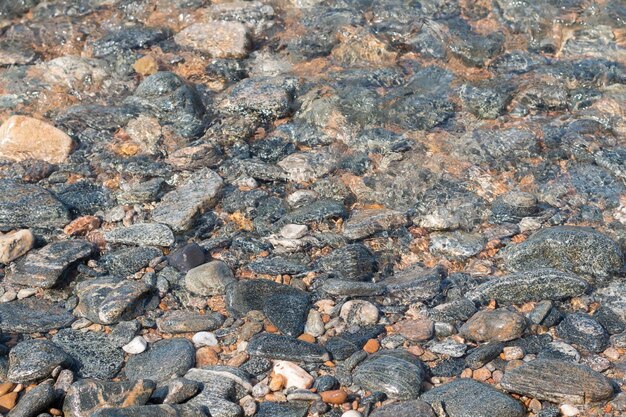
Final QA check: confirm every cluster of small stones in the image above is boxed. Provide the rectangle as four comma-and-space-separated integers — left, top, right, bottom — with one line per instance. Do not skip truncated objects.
0, 0, 625, 417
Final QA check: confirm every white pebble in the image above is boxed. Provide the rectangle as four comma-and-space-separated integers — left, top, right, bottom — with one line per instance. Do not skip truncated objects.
192, 331, 218, 347
342, 411, 363, 417
560, 404, 580, 416
0, 291, 17, 302
122, 336, 147, 354
17, 288, 37, 299
280, 224, 308, 239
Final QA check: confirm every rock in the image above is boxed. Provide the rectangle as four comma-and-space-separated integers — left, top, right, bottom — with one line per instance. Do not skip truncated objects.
343, 208, 407, 240
502, 226, 623, 280
157, 310, 224, 333
122, 336, 148, 354
428, 339, 467, 358
340, 300, 379, 327
460, 309, 527, 342
247, 333, 330, 362
429, 231, 485, 260
556, 313, 609, 353
63, 379, 154, 417
500, 359, 614, 404
192, 332, 218, 348
421, 378, 525, 417
280, 224, 308, 239
151, 378, 201, 405
491, 191, 538, 223
7, 381, 56, 417
320, 279, 386, 297
174, 22, 250, 58
273, 361, 314, 389
125, 338, 195, 382
99, 246, 161, 277
0, 230, 34, 264
246, 257, 308, 275
0, 181, 70, 231
255, 401, 309, 417
167, 244, 206, 273
104, 223, 175, 247
0, 115, 73, 164
74, 276, 155, 325
7, 240, 93, 288
278, 151, 335, 182
464, 343, 504, 370
395, 318, 434, 342
316, 243, 376, 281
370, 400, 436, 417
91, 404, 208, 417
384, 265, 444, 303
226, 279, 310, 337
7, 339, 72, 383
92, 25, 171, 57
467, 268, 589, 305
52, 329, 124, 380
353, 350, 426, 400
152, 169, 223, 232
184, 366, 250, 417
0, 298, 75, 333
185, 261, 235, 296
429, 298, 477, 324
325, 326, 386, 361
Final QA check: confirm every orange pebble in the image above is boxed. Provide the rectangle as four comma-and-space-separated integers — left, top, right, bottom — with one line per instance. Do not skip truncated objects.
265, 323, 279, 333
269, 374, 285, 391
298, 333, 316, 343
363, 339, 379, 353
320, 390, 348, 405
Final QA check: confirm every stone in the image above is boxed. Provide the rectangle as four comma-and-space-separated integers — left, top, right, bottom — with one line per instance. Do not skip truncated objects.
75, 276, 155, 325
319, 390, 347, 404
340, 300, 379, 327
63, 379, 155, 417
343, 208, 407, 240
280, 224, 308, 239
152, 169, 223, 232
122, 336, 148, 354
370, 400, 436, 417
184, 367, 250, 417
8, 339, 72, 384
247, 333, 330, 362
185, 261, 235, 296
428, 339, 468, 358
325, 326, 386, 361
353, 351, 426, 400
52, 329, 124, 380
556, 313, 609, 353
500, 359, 614, 404
502, 226, 622, 280
429, 298, 477, 324
304, 309, 325, 337
395, 318, 434, 342
491, 191, 538, 223
320, 279, 386, 297
91, 25, 170, 57
0, 392, 17, 413
7, 240, 93, 288
421, 378, 525, 417
316, 243, 376, 281
125, 338, 195, 382
273, 361, 314, 389
174, 22, 250, 58
0, 230, 34, 264
192, 332, 218, 347
167, 244, 206, 273
0, 298, 75, 333
384, 265, 444, 303
109, 320, 141, 347
91, 404, 208, 417
0, 181, 70, 231
7, 382, 56, 417
429, 231, 486, 260
255, 401, 309, 417
100, 246, 161, 277
157, 310, 225, 333
467, 269, 589, 305
0, 115, 73, 164
103, 223, 175, 247
460, 309, 527, 343
151, 378, 201, 405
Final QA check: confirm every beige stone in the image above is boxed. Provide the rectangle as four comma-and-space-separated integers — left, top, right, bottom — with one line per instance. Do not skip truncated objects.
174, 22, 250, 58
0, 115, 73, 163
273, 361, 314, 390
0, 229, 35, 264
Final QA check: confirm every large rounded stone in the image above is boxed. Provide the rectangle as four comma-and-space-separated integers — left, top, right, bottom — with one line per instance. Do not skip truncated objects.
125, 338, 195, 382
460, 309, 527, 342
185, 261, 235, 296
353, 351, 426, 400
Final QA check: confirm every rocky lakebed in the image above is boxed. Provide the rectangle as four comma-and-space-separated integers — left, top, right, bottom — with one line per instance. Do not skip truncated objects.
0, 0, 625, 416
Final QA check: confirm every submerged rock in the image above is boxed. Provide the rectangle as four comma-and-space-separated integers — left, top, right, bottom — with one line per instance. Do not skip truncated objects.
0, 180, 70, 231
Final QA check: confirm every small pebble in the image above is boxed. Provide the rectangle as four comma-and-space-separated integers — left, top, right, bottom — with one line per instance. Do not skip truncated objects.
122, 336, 148, 354
192, 331, 218, 347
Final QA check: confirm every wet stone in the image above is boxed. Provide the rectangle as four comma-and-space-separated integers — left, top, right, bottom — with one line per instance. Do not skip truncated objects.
151, 378, 201, 405
104, 223, 175, 247
279, 199, 346, 225
185, 261, 235, 296
316, 243, 376, 281
247, 333, 330, 362
8, 381, 56, 417
52, 329, 124, 380
429, 231, 486, 260
370, 400, 436, 417
174, 21, 250, 59
91, 404, 208, 417
246, 257, 308, 276
125, 338, 195, 382
0, 181, 70, 231
429, 298, 477, 324
464, 343, 504, 370
7, 339, 72, 384
319, 279, 386, 297
460, 309, 527, 343
325, 326, 386, 361
556, 313, 609, 353
467, 268, 589, 305
62, 379, 155, 417
91, 25, 171, 58
156, 310, 225, 334
343, 208, 407, 240
491, 191, 538, 223
255, 401, 309, 417
7, 240, 93, 288
0, 298, 75, 333
99, 246, 161, 277
500, 359, 614, 404
421, 378, 525, 417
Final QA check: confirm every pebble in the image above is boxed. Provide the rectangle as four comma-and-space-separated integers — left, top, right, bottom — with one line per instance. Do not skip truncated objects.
280, 224, 308, 239
63, 379, 154, 417
556, 313, 609, 353
340, 300, 379, 326
156, 310, 225, 333
7, 381, 57, 417
103, 223, 175, 247
124, 338, 195, 382
192, 332, 218, 348
320, 389, 348, 404
560, 404, 580, 416
460, 308, 527, 342
8, 339, 72, 384
395, 318, 434, 342
174, 21, 250, 58
341, 411, 363, 417
353, 351, 426, 400
273, 361, 314, 389
0, 230, 34, 264
0, 115, 73, 163
185, 261, 235, 296
122, 336, 148, 354
0, 181, 70, 230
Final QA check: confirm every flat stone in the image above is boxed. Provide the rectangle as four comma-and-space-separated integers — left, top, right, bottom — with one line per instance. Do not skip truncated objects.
502, 226, 622, 280
353, 350, 426, 400
8, 339, 73, 384
7, 381, 56, 417
0, 115, 73, 164
460, 309, 527, 343
316, 243, 376, 282
556, 313, 609, 353
52, 329, 124, 380
91, 404, 208, 417
0, 180, 70, 231
370, 400, 436, 417
340, 300, 379, 327
429, 231, 486, 260
500, 359, 614, 404
7, 240, 93, 288
122, 336, 147, 354
325, 326, 386, 361
247, 333, 330, 362
75, 276, 155, 325
467, 268, 589, 305
185, 261, 235, 296
184, 367, 250, 417
152, 169, 223, 232
104, 223, 175, 247
0, 298, 75, 333
151, 378, 201, 405
174, 22, 250, 58
125, 338, 195, 382
395, 318, 434, 342
255, 401, 309, 417
63, 379, 154, 417
0, 230, 34, 264
157, 310, 224, 333
421, 378, 525, 417
343, 208, 407, 240
273, 361, 314, 389
99, 246, 161, 277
